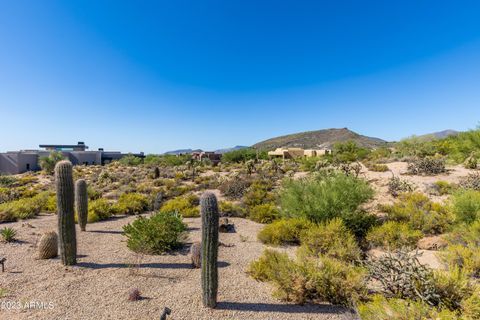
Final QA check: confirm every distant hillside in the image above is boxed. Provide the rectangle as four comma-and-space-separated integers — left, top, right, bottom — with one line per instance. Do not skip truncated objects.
163, 149, 202, 155
416, 129, 460, 141
253, 128, 387, 151
164, 146, 248, 155
215, 146, 248, 154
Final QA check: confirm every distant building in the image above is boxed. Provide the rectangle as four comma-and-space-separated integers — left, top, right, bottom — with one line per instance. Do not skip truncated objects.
191, 151, 222, 165
268, 147, 330, 160
0, 142, 144, 175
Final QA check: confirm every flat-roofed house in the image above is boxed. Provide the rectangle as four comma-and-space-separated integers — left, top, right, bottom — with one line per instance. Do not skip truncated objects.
268, 147, 330, 160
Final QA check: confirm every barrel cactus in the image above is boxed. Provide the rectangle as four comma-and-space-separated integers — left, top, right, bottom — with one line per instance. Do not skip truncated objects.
200, 192, 219, 308
75, 179, 88, 232
190, 241, 201, 268
37, 231, 58, 259
55, 160, 77, 265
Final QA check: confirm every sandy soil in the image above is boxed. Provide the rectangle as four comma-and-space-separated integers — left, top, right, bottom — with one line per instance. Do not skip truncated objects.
0, 214, 355, 320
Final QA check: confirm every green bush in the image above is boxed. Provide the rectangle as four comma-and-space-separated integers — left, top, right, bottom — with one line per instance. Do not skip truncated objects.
248, 249, 367, 306
332, 141, 370, 163
367, 163, 389, 172
160, 194, 199, 217
382, 192, 453, 235
39, 151, 65, 174
366, 221, 423, 250
248, 203, 280, 224
257, 218, 313, 245
243, 179, 275, 208
123, 212, 186, 254
0, 192, 50, 221
298, 218, 360, 263
0, 227, 17, 242
280, 172, 375, 237
118, 154, 143, 166
462, 286, 480, 320
451, 189, 480, 224
114, 192, 150, 215
221, 148, 267, 163
432, 267, 473, 311
358, 295, 459, 320
440, 244, 480, 278
86, 198, 116, 223
445, 220, 480, 247
218, 201, 246, 217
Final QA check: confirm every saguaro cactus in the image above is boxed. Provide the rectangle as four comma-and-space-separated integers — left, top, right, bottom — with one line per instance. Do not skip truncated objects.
75, 179, 88, 232
55, 160, 77, 265
200, 192, 219, 308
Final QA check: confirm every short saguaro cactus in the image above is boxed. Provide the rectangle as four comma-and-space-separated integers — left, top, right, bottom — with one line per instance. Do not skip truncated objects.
75, 179, 88, 232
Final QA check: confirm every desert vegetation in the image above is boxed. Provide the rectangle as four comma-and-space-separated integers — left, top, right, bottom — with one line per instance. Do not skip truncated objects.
1, 129, 480, 319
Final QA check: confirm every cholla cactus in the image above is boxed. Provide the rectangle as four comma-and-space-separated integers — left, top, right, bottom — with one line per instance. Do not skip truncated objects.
75, 179, 88, 231
55, 160, 77, 266
200, 192, 219, 308
190, 242, 201, 268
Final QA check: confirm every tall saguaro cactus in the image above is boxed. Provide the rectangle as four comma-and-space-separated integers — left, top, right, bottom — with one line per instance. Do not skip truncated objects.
55, 160, 77, 265
75, 179, 88, 232
200, 192, 219, 308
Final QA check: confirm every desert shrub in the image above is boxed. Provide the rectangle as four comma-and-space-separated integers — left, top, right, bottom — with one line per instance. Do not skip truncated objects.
0, 227, 17, 242
429, 180, 456, 196
144, 154, 191, 167
0, 187, 21, 204
221, 148, 267, 163
160, 194, 199, 217
87, 198, 116, 222
445, 220, 480, 247
0, 192, 49, 221
432, 267, 473, 311
114, 193, 150, 215
366, 221, 423, 250
358, 295, 459, 320
464, 154, 478, 169
451, 189, 480, 224
118, 154, 143, 166
243, 179, 275, 208
44, 194, 57, 212
248, 203, 280, 224
39, 151, 65, 174
462, 286, 480, 320
440, 245, 480, 278
365, 249, 438, 303
459, 172, 480, 191
87, 186, 102, 200
387, 175, 415, 197
248, 249, 367, 306
407, 157, 446, 175
298, 218, 360, 263
332, 141, 370, 163
257, 218, 313, 245
382, 192, 453, 235
368, 163, 389, 172
219, 177, 251, 199
123, 212, 187, 254
218, 201, 246, 217
280, 172, 375, 238
0, 175, 17, 187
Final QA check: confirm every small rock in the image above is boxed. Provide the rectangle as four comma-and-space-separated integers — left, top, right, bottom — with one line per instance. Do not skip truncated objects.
417, 236, 447, 251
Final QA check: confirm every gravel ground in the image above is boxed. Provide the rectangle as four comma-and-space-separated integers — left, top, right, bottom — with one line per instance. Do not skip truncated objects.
0, 214, 355, 320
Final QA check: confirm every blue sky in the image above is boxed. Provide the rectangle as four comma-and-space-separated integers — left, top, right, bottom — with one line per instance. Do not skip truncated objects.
1, 1, 479, 153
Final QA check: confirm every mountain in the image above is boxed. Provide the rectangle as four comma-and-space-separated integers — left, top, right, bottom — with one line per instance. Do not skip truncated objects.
164, 146, 248, 155
416, 129, 459, 141
252, 128, 387, 151
214, 145, 248, 154
163, 149, 202, 155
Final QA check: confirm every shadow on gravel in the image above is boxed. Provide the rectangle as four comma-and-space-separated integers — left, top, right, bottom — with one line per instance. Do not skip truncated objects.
88, 230, 124, 234
217, 302, 352, 315
77, 261, 230, 269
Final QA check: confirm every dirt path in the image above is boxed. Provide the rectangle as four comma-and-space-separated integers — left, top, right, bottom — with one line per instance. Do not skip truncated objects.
0, 214, 354, 320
